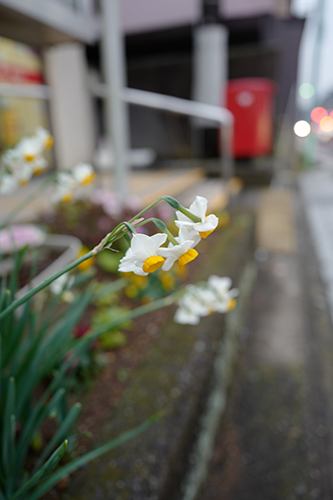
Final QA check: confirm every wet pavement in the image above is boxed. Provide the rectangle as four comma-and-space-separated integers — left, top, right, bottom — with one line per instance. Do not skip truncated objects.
201, 180, 333, 500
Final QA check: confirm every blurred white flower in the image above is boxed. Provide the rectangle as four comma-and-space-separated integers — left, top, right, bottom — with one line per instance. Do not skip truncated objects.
17, 137, 43, 163
52, 172, 77, 204
35, 126, 53, 150
174, 306, 200, 325
175, 196, 219, 239
118, 233, 167, 276
2, 149, 33, 185
208, 275, 238, 312
0, 174, 18, 195
72, 163, 95, 186
174, 275, 238, 325
50, 273, 75, 296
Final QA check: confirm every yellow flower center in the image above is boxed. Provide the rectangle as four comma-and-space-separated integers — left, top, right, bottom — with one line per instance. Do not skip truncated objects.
33, 167, 43, 176
81, 172, 96, 186
178, 248, 198, 268
24, 153, 35, 162
228, 298, 237, 311
199, 229, 215, 239
142, 256, 165, 274
19, 179, 29, 186
45, 136, 54, 150
62, 192, 73, 204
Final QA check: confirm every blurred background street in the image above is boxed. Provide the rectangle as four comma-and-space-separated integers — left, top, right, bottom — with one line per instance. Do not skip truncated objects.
2, 0, 333, 499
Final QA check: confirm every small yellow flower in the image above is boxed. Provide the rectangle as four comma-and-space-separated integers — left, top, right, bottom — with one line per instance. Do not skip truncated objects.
134, 275, 148, 289
160, 272, 175, 291
77, 246, 95, 272
125, 284, 139, 298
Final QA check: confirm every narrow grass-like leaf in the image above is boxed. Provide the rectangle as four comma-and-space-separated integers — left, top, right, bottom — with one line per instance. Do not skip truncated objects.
2, 299, 32, 368
15, 388, 66, 477
2, 377, 15, 481
10, 440, 68, 500
8, 246, 27, 297
123, 221, 136, 234
35, 403, 81, 471
27, 411, 164, 500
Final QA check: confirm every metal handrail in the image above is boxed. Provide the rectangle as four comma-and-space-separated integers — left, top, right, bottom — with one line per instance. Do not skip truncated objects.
92, 83, 234, 178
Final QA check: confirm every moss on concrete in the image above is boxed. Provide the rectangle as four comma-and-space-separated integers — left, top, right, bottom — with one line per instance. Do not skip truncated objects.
59, 212, 255, 500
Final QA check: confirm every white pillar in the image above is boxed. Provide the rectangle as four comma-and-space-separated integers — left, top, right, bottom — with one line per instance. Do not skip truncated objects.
101, 0, 130, 200
43, 43, 95, 169
192, 24, 229, 126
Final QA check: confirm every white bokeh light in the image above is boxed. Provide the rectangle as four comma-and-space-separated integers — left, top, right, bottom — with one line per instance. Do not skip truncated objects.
294, 120, 311, 138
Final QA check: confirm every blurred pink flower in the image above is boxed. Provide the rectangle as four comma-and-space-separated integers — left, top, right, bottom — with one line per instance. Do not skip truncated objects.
92, 189, 122, 217
0, 224, 46, 253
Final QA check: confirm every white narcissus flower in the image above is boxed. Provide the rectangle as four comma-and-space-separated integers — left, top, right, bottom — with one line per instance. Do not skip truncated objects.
208, 275, 238, 313
72, 163, 96, 186
118, 233, 167, 276
2, 149, 33, 185
17, 137, 43, 163
35, 127, 53, 150
175, 196, 219, 239
174, 306, 200, 325
31, 156, 48, 176
174, 276, 238, 325
158, 228, 199, 271
52, 172, 77, 204
0, 174, 18, 194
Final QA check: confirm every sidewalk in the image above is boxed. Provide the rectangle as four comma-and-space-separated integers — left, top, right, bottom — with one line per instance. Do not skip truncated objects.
201, 182, 333, 500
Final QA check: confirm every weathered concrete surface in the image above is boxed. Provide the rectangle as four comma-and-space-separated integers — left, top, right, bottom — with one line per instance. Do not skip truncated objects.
201, 188, 333, 500
59, 213, 256, 500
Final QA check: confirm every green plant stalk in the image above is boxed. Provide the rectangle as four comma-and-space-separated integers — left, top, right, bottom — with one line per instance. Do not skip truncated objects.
0, 174, 57, 231
24, 411, 164, 500
0, 251, 94, 322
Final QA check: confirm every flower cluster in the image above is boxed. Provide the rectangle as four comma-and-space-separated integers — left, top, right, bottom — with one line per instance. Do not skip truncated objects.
174, 275, 238, 325
52, 163, 96, 204
0, 127, 53, 193
118, 196, 219, 276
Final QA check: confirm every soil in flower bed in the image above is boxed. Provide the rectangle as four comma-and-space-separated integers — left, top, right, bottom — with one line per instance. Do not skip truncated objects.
39, 228, 222, 498
0, 248, 63, 290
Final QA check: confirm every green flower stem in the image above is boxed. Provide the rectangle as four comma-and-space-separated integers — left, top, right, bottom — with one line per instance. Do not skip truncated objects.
0, 251, 94, 322
177, 206, 201, 224
164, 228, 178, 245
0, 174, 57, 231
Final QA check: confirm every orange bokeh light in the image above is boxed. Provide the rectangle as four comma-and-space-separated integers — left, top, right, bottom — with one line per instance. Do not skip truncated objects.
319, 116, 333, 133
311, 107, 328, 123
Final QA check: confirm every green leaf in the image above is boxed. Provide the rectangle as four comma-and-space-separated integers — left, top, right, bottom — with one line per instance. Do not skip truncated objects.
10, 440, 68, 500
162, 196, 180, 209
123, 233, 131, 244
15, 388, 66, 477
2, 377, 15, 476
27, 412, 164, 500
35, 403, 81, 470
123, 221, 136, 234
152, 218, 167, 232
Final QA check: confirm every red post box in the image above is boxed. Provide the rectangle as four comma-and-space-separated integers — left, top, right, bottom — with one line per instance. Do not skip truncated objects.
226, 78, 275, 158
